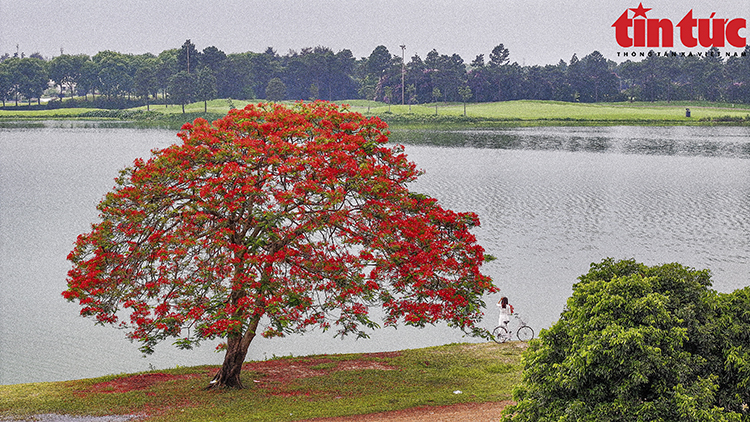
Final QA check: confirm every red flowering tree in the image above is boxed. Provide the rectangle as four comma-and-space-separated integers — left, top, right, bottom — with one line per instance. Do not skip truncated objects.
64, 101, 497, 389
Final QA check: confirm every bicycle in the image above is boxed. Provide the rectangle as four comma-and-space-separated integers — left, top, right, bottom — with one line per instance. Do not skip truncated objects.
492, 314, 534, 343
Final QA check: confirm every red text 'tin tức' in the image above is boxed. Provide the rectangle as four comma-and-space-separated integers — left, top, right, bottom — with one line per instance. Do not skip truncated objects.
613, 6, 746, 48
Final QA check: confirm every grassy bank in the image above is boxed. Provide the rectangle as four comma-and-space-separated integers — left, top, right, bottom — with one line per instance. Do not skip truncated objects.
133, 99, 750, 127
3, 100, 750, 129
0, 342, 524, 422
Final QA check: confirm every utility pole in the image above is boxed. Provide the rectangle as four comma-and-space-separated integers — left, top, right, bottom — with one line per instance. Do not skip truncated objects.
400, 45, 406, 105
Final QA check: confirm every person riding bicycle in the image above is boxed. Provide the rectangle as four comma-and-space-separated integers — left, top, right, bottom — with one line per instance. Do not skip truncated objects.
497, 296, 514, 330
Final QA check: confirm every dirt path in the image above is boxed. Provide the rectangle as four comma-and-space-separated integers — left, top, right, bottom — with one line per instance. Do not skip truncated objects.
2, 401, 511, 422
297, 400, 512, 422
3, 402, 511, 422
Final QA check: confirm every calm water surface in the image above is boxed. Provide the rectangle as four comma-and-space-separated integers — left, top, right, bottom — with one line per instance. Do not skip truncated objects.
1, 123, 748, 384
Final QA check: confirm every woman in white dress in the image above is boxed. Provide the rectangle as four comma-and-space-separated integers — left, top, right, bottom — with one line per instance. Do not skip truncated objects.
497, 296, 514, 329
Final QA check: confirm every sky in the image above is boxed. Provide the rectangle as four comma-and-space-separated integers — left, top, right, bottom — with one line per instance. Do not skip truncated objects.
0, 0, 748, 66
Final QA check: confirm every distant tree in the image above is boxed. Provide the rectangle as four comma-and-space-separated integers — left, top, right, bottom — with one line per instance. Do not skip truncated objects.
471, 54, 485, 68
404, 53, 432, 104
306, 82, 318, 101
156, 49, 178, 102
0, 63, 11, 106
245, 48, 279, 99
405, 83, 416, 112
299, 46, 332, 100
76, 59, 99, 100
521, 65, 552, 100
549, 59, 573, 101
357, 75, 377, 112
725, 46, 750, 103
168, 70, 195, 113
177, 39, 201, 74
424, 50, 467, 102
134, 58, 159, 110
7, 57, 48, 105
63, 101, 498, 389
200, 46, 227, 73
489, 44, 510, 68
265, 77, 286, 102
358, 75, 377, 100
384, 85, 392, 112
195, 66, 218, 112
477, 45, 514, 102
493, 62, 524, 101
366, 45, 393, 79
330, 49, 358, 100
576, 51, 620, 102
695, 48, 727, 102
467, 57, 494, 103
281, 49, 315, 100
459, 85, 472, 116
93, 51, 134, 99
49, 54, 85, 98
221, 53, 256, 100
432, 87, 441, 115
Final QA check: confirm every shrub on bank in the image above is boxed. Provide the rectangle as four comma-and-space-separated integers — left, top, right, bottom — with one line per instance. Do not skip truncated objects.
503, 258, 750, 421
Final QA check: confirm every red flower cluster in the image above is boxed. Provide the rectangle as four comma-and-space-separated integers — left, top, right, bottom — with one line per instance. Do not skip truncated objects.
63, 101, 497, 388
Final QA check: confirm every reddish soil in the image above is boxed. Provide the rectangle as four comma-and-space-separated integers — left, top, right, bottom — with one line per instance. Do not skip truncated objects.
87, 373, 204, 394
241, 351, 400, 394
73, 350, 511, 421
79, 351, 398, 398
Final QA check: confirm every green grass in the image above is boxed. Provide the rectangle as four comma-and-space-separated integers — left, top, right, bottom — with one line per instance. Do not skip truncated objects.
351, 100, 750, 126
125, 99, 750, 127
0, 342, 525, 422
0, 107, 99, 119
4, 99, 750, 129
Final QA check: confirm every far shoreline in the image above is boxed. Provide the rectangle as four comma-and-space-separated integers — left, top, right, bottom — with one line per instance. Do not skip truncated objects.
2, 99, 750, 130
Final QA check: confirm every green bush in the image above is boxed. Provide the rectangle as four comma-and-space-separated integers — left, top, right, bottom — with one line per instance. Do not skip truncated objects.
503, 258, 750, 421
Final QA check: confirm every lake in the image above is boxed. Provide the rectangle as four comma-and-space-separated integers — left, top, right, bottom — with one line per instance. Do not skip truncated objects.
1, 123, 748, 385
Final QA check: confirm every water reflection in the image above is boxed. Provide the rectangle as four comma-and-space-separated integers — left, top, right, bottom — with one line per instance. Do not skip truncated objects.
391, 126, 750, 159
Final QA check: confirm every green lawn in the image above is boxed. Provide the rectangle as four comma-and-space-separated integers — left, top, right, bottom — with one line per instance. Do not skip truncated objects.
122, 99, 750, 126
0, 342, 524, 422
349, 100, 750, 124
3, 99, 750, 127
0, 107, 98, 119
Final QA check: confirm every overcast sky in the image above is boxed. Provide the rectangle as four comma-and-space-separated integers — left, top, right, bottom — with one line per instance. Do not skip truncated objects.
0, 0, 747, 66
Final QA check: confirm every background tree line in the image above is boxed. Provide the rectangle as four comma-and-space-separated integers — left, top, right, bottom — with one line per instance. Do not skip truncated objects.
1, 39, 750, 109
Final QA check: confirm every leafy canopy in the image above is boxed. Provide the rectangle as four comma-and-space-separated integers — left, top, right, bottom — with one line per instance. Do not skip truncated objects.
503, 258, 750, 422
64, 101, 498, 359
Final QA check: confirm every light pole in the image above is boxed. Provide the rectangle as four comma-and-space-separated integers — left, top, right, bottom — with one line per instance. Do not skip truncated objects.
400, 45, 406, 105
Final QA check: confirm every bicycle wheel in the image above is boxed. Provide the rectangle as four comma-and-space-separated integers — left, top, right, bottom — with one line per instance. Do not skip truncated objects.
516, 325, 534, 342
492, 326, 509, 343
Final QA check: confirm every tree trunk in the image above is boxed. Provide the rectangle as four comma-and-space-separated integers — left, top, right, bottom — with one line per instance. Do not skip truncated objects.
208, 317, 260, 389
